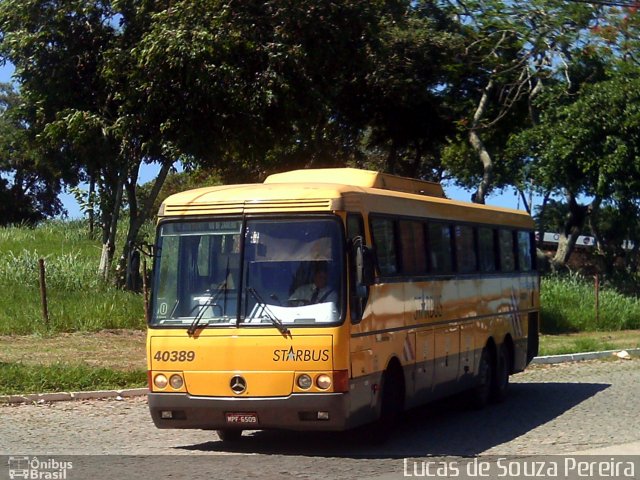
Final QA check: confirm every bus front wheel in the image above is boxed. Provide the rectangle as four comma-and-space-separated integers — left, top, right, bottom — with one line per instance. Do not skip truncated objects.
368, 366, 404, 443
217, 429, 243, 442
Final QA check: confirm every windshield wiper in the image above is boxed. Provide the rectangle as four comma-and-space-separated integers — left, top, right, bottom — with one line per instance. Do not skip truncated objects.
187, 283, 226, 335
245, 287, 290, 336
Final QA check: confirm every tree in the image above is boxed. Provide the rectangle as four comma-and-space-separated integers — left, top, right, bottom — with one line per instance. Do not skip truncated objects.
0, 83, 64, 225
502, 1, 640, 269
0, 0, 121, 268
507, 73, 640, 269
0, 0, 180, 285
355, 2, 464, 179
128, 1, 465, 181
441, 0, 600, 204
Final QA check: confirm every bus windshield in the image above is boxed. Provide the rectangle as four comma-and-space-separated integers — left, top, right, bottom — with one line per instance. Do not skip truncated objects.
151, 217, 343, 328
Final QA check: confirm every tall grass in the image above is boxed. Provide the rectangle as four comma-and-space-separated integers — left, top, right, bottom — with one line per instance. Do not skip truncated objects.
541, 274, 640, 333
0, 220, 146, 334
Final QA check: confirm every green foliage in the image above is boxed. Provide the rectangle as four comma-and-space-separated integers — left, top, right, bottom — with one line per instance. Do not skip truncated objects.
357, 5, 464, 177
539, 329, 640, 356
441, 0, 600, 197
533, 200, 575, 236
539, 337, 618, 356
509, 75, 640, 200
541, 274, 640, 333
125, 0, 464, 180
0, 362, 145, 395
0, 83, 65, 224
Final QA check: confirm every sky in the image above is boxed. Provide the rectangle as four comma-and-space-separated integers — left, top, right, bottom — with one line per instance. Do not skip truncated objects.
1, 63, 535, 219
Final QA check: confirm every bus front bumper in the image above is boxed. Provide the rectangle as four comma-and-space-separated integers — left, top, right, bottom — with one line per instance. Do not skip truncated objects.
148, 392, 350, 431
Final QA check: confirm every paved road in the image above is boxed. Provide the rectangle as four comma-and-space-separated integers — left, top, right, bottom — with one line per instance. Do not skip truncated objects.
1, 359, 638, 479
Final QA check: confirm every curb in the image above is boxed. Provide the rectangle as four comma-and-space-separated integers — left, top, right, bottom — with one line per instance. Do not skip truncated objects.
2, 349, 639, 405
0, 387, 148, 405
531, 348, 640, 365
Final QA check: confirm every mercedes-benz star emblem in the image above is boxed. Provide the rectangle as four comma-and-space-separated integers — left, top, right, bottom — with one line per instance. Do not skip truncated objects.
230, 376, 247, 394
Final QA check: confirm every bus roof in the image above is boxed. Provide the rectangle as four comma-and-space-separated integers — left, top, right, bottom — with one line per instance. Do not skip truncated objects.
265, 168, 445, 197
159, 168, 534, 229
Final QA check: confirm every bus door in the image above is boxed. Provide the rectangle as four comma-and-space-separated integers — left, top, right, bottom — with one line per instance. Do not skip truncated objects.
406, 283, 433, 405
433, 325, 459, 393
432, 281, 459, 395
413, 328, 434, 405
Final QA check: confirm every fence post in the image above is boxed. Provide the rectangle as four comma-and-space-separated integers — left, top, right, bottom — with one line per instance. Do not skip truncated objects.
38, 258, 50, 329
594, 273, 600, 325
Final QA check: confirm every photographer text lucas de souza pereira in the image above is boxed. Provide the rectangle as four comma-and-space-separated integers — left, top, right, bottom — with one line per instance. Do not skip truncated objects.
403, 457, 636, 479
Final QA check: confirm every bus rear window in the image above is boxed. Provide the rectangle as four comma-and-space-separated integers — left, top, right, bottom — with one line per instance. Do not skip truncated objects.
499, 230, 516, 272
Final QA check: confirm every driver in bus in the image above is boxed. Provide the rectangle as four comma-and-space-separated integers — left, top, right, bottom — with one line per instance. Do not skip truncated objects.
288, 262, 337, 305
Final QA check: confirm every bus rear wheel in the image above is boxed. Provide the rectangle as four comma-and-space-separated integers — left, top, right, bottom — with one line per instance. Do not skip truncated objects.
217, 429, 243, 442
471, 347, 492, 409
491, 344, 511, 403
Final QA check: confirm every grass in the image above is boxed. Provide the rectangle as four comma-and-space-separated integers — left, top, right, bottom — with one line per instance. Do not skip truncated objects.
540, 274, 640, 333
0, 219, 146, 334
0, 330, 146, 370
539, 330, 640, 356
0, 330, 146, 396
0, 363, 146, 396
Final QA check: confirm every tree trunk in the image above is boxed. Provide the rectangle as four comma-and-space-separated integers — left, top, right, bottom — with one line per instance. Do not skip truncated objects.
386, 141, 398, 175
469, 79, 495, 204
536, 191, 551, 246
98, 171, 125, 280
533, 191, 552, 272
627, 241, 639, 273
116, 160, 172, 290
88, 173, 96, 239
517, 189, 531, 214
551, 193, 600, 270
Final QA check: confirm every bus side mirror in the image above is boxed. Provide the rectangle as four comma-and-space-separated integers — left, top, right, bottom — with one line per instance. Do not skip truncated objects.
355, 240, 374, 293
350, 237, 373, 325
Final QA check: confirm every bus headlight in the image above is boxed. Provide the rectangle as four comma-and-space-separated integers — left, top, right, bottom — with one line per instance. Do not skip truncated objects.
154, 374, 168, 389
316, 374, 332, 390
169, 374, 184, 389
297, 374, 312, 390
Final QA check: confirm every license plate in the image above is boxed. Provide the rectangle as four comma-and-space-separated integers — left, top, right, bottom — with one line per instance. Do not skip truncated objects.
225, 412, 259, 424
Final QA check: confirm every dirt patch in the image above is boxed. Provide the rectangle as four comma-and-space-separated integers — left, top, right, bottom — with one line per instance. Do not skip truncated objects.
0, 330, 146, 371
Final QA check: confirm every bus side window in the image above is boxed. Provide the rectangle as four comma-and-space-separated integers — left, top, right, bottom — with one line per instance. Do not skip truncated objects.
499, 229, 516, 272
398, 220, 428, 275
478, 227, 497, 273
427, 222, 453, 274
454, 224, 477, 274
371, 217, 398, 276
530, 231, 538, 270
517, 231, 532, 272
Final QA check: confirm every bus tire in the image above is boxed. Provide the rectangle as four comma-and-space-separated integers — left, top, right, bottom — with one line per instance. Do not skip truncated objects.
371, 367, 403, 443
471, 347, 492, 409
491, 344, 511, 403
217, 429, 243, 442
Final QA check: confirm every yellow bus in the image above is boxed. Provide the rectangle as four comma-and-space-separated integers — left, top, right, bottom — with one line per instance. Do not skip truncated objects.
147, 168, 539, 441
